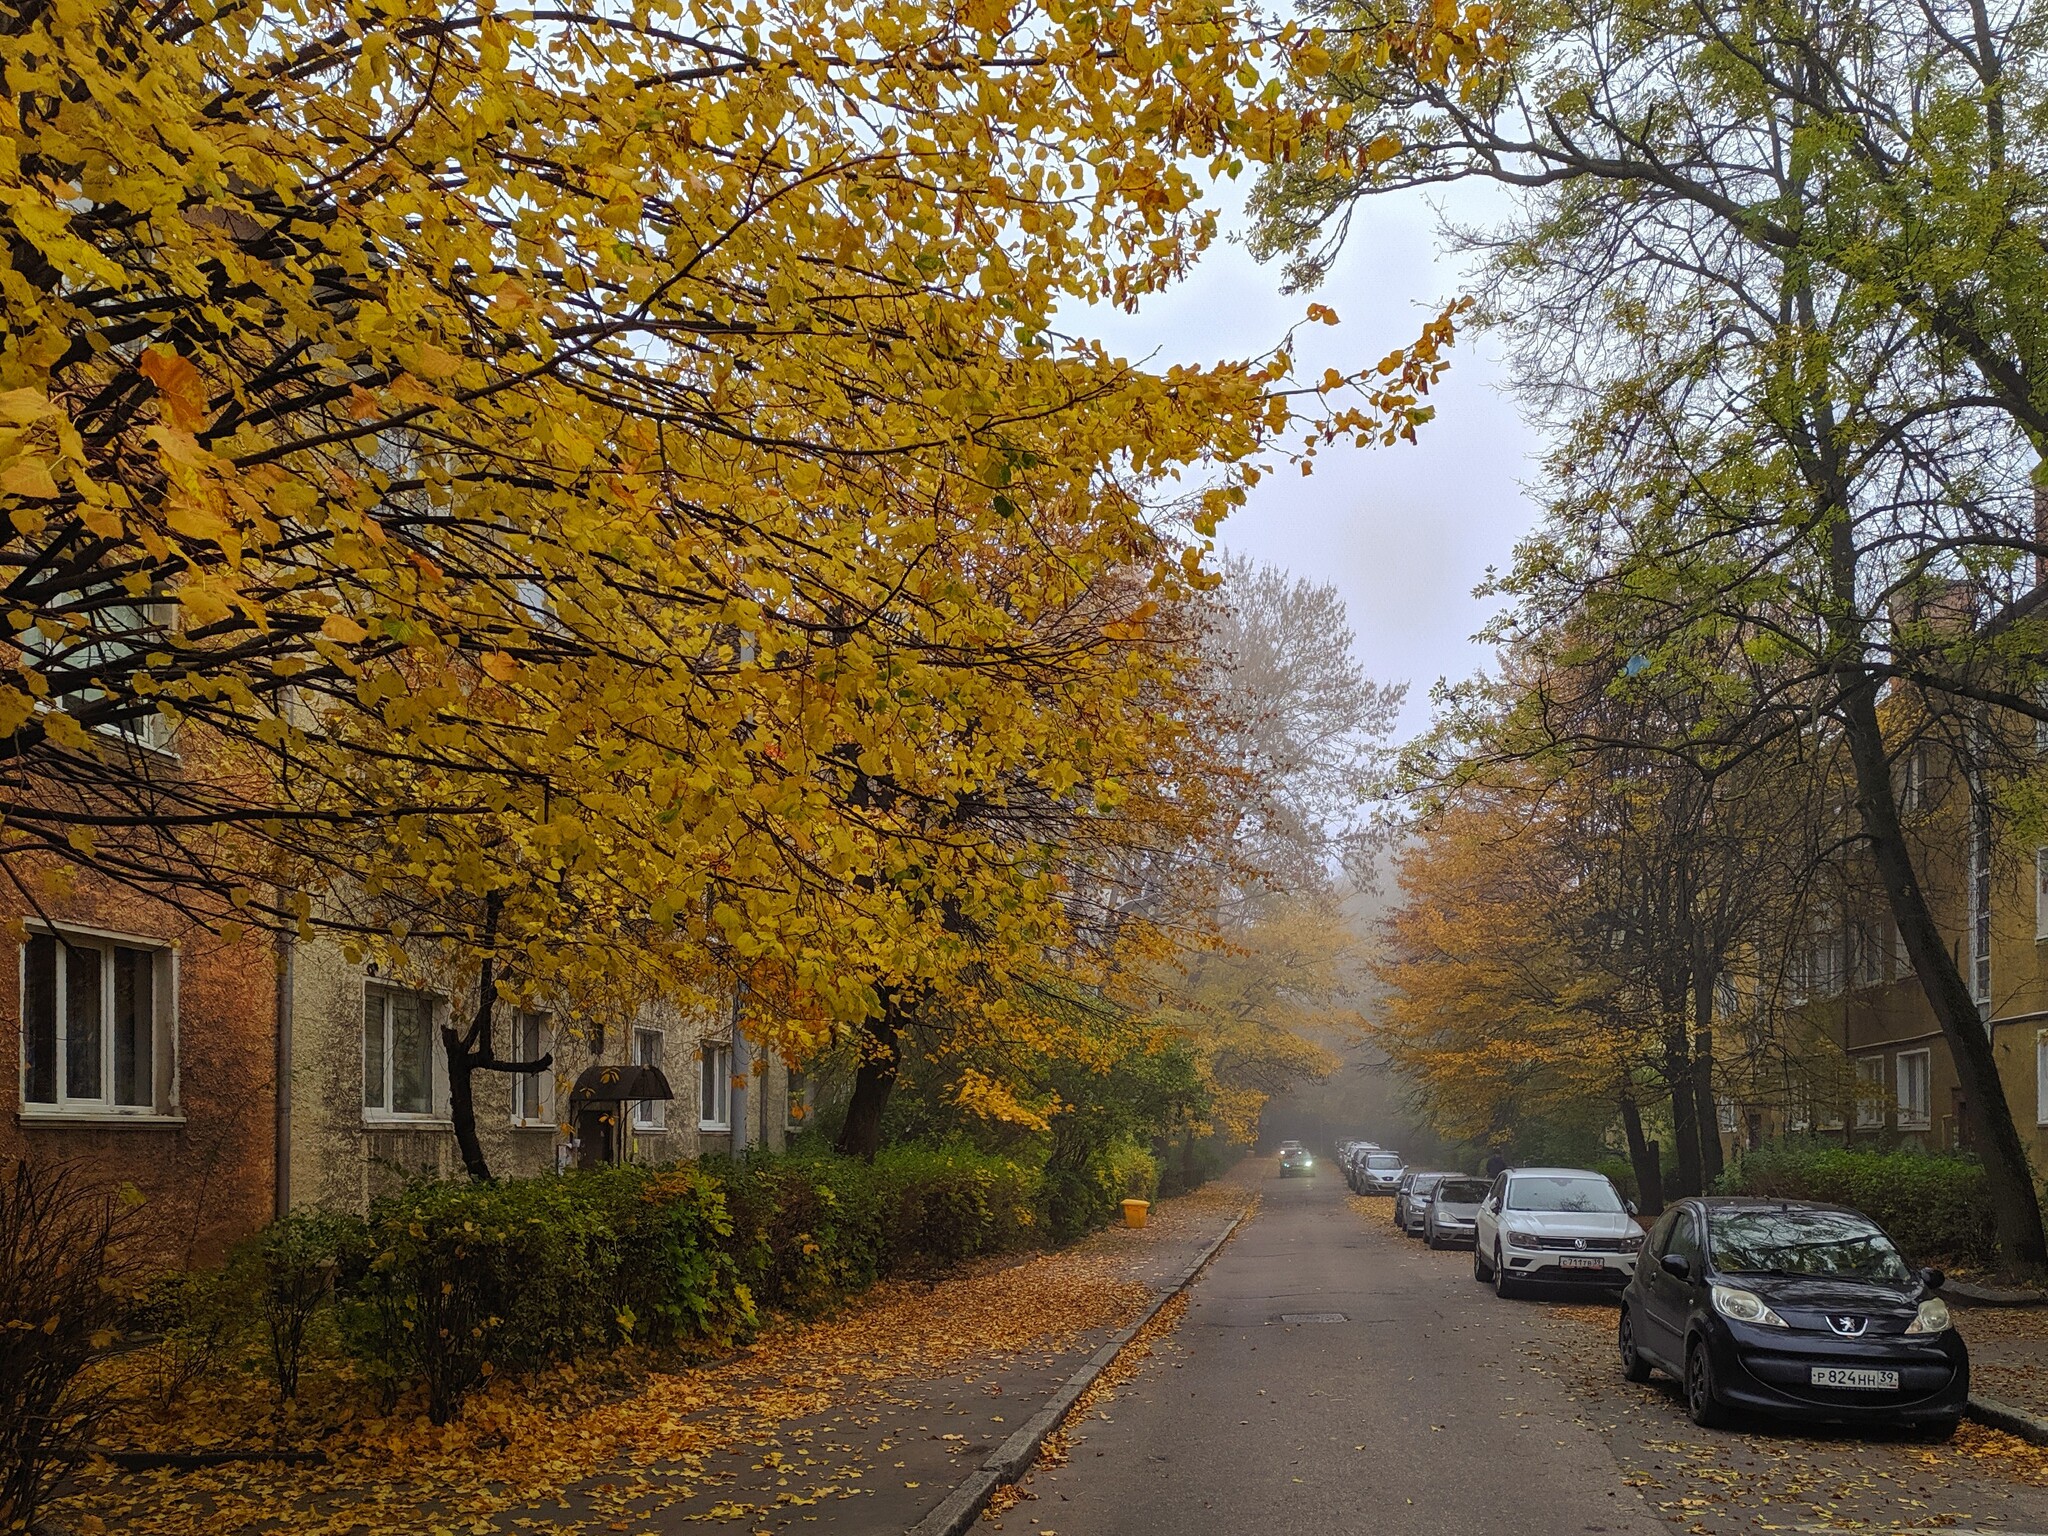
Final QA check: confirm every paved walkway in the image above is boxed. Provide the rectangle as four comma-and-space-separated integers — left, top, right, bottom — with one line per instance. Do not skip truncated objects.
491, 1174, 1255, 1535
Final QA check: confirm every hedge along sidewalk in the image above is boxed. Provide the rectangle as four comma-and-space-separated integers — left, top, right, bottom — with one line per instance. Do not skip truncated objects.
478, 1170, 1258, 1536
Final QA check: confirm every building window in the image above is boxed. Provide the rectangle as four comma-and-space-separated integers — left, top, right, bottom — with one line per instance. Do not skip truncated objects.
699, 1039, 732, 1130
20, 930, 171, 1113
364, 985, 437, 1118
786, 1066, 809, 1130
22, 594, 175, 752
632, 1026, 666, 1131
511, 1010, 551, 1127
2037, 850, 2048, 943
1855, 1056, 1886, 1129
1898, 747, 1925, 812
1716, 1100, 1737, 1133
1897, 1049, 1932, 1131
1970, 791, 1992, 1015
2038, 1031, 2048, 1128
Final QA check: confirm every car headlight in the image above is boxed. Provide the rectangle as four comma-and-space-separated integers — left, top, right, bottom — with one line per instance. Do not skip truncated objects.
1620, 1232, 1644, 1252
1710, 1284, 1788, 1328
1504, 1225, 1541, 1247
1906, 1297, 1951, 1335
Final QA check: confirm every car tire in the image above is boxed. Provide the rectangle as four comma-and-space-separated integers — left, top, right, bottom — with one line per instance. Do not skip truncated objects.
1684, 1338, 1730, 1429
1425, 1222, 1440, 1250
1493, 1246, 1521, 1299
1474, 1244, 1493, 1283
1618, 1305, 1652, 1383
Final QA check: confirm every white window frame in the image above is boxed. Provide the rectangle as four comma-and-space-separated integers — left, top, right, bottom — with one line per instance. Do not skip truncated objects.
1898, 747, 1925, 811
510, 1010, 553, 1128
1716, 1100, 1737, 1133
18, 924, 177, 1120
1897, 1048, 1932, 1131
22, 595, 177, 755
2037, 1030, 2048, 1128
2036, 849, 2048, 943
632, 1025, 666, 1132
1855, 1055, 1886, 1129
699, 1039, 732, 1131
362, 983, 443, 1122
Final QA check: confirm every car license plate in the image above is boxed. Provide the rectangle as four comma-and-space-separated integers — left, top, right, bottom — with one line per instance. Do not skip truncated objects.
1810, 1367, 1899, 1391
1558, 1256, 1605, 1270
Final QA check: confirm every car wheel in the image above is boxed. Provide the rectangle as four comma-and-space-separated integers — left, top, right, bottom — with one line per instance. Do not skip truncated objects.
1618, 1305, 1652, 1383
1425, 1222, 1440, 1250
1493, 1246, 1521, 1299
1684, 1338, 1729, 1429
1473, 1243, 1492, 1283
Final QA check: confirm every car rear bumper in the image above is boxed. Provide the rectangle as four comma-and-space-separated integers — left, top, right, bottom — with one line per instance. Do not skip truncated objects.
1704, 1322, 1969, 1424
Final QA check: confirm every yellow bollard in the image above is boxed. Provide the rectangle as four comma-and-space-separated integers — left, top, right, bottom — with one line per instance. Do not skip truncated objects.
1121, 1198, 1150, 1229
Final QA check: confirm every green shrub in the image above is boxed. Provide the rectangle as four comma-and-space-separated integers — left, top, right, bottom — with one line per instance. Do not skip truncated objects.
574, 1164, 755, 1347
335, 1177, 619, 1422
236, 1209, 354, 1406
869, 1145, 1039, 1274
1712, 1142, 1995, 1267
1103, 1140, 1161, 1204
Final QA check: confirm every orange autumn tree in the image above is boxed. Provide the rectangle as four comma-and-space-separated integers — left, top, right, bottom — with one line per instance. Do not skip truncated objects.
1376, 785, 1657, 1175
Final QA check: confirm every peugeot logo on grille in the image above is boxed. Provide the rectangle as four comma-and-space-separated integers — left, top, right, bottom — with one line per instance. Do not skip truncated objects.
1827, 1315, 1868, 1337
1573, 1238, 1588, 1250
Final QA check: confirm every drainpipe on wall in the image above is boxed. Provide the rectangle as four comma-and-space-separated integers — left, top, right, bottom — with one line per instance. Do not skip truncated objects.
730, 979, 751, 1155
275, 929, 294, 1217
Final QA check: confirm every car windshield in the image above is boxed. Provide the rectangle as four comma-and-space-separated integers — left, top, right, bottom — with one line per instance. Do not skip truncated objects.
1708, 1208, 1912, 1283
1412, 1174, 1447, 1194
1367, 1153, 1402, 1169
1506, 1176, 1624, 1214
1436, 1178, 1489, 1204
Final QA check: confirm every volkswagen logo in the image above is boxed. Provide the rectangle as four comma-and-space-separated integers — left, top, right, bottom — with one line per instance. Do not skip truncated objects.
1573, 1238, 1588, 1251
1826, 1315, 1868, 1337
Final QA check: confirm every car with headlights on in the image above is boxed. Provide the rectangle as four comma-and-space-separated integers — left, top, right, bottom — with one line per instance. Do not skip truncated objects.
1425, 1175, 1489, 1249
1474, 1168, 1643, 1296
1618, 1197, 1965, 1437
1356, 1150, 1405, 1195
1396, 1172, 1450, 1235
1277, 1143, 1316, 1177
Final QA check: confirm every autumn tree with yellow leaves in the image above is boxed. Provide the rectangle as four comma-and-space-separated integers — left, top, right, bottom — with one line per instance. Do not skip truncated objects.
2, 0, 1469, 1169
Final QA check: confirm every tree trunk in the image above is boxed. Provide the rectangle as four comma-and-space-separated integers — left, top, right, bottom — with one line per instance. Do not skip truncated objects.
444, 1029, 491, 1182
1840, 682, 2048, 1271
1661, 1022, 1703, 1197
1691, 975, 1725, 1186
1619, 1093, 1664, 1214
834, 998, 902, 1161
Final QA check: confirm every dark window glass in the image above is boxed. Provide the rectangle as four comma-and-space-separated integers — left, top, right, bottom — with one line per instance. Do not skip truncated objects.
1667, 1212, 1704, 1270
1366, 1153, 1402, 1169
112, 946, 152, 1107
65, 941, 101, 1100
389, 991, 433, 1115
1645, 1209, 1679, 1258
1707, 1208, 1910, 1283
1506, 1175, 1625, 1213
1436, 1178, 1490, 1204
363, 992, 386, 1110
23, 934, 56, 1103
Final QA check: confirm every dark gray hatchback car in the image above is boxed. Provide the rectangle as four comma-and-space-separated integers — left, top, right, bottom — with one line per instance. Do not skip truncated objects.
1618, 1197, 1967, 1437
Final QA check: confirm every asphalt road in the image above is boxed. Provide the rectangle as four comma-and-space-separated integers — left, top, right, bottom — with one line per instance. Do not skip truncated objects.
1017, 1166, 2048, 1536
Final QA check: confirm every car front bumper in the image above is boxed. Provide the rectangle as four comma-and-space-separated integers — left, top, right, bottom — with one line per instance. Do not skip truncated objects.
1431, 1222, 1477, 1246
1702, 1319, 1969, 1424
1501, 1247, 1638, 1284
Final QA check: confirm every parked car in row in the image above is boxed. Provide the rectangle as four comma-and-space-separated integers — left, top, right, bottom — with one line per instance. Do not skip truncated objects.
1353, 1149, 1405, 1195
1473, 1167, 1644, 1297
1424, 1176, 1489, 1249
1618, 1197, 1966, 1439
1395, 1171, 1449, 1232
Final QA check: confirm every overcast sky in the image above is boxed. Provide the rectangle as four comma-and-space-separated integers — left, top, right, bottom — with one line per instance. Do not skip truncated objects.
1086, 181, 1543, 742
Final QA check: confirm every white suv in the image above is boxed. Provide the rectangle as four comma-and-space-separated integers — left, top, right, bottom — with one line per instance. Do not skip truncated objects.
1473, 1168, 1644, 1298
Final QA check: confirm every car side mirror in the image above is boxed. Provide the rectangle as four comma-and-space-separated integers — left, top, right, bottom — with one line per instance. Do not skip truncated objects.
1659, 1252, 1692, 1282
1625, 1200, 1638, 1217
1920, 1266, 1946, 1292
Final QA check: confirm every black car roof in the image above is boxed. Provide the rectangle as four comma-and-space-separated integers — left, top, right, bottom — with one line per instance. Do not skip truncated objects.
1679, 1195, 1872, 1220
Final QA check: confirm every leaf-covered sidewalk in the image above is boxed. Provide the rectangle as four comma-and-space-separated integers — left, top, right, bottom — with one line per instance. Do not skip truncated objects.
48, 1175, 1253, 1536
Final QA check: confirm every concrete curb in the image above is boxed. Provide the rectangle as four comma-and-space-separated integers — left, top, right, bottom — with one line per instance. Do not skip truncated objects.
1967, 1392, 2048, 1444
1946, 1279, 2048, 1308
907, 1206, 1250, 1536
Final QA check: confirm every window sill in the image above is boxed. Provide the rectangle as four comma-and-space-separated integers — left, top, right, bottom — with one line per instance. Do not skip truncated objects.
19, 1109, 185, 1129
698, 1123, 731, 1133
362, 1115, 452, 1130
1899, 1120, 1932, 1133
631, 1124, 669, 1135
510, 1120, 557, 1132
